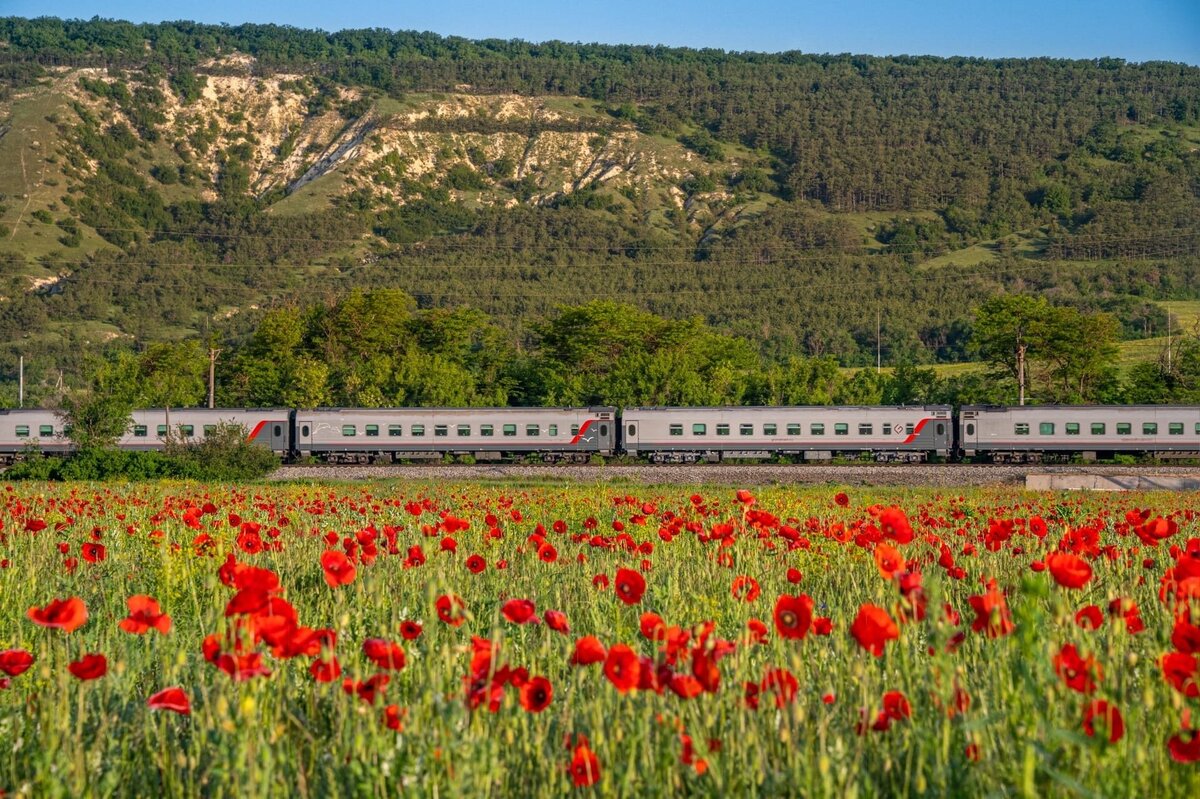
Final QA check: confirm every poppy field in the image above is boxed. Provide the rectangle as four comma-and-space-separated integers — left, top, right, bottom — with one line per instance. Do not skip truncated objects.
1, 481, 1200, 798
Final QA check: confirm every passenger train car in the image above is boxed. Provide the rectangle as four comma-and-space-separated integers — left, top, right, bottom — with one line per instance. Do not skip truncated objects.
622, 406, 953, 462
294, 407, 617, 463
960, 405, 1200, 462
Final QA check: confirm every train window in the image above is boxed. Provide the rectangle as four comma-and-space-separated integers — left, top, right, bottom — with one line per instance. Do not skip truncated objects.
1196, 422, 1200, 435
549, 425, 558, 436
1014, 423, 1029, 435
133, 425, 148, 437
526, 424, 540, 436
763, 424, 777, 436
834, 423, 849, 436
503, 424, 517, 437
1065, 423, 1080, 436
14, 425, 28, 437
669, 424, 683, 436
693, 424, 707, 435
788, 423, 803, 435
180, 425, 194, 437
273, 425, 282, 438
412, 425, 426, 437
936, 423, 945, 436
1143, 423, 1158, 435
600, 424, 608, 437
740, 424, 753, 436
905, 423, 915, 435
39, 424, 54, 436
457, 425, 471, 437
157, 425, 168, 437
301, 425, 310, 437
1116, 423, 1131, 435
388, 425, 402, 437
858, 424, 872, 436
435, 425, 449, 437
1169, 423, 1184, 435
716, 424, 730, 436
203, 425, 216, 436
627, 424, 636, 437
366, 425, 380, 437
480, 425, 493, 437
966, 423, 975, 436
1039, 423, 1054, 435
570, 424, 580, 436
1091, 423, 1106, 435
342, 425, 357, 437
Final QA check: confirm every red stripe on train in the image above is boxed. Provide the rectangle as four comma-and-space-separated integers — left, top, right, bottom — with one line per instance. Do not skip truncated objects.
902, 418, 930, 445
246, 420, 268, 441
569, 419, 595, 445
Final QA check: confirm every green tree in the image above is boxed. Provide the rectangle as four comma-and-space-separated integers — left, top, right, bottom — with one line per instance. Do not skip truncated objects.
59, 351, 139, 449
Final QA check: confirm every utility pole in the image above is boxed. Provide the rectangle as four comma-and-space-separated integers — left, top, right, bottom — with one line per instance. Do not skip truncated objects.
876, 308, 881, 374
207, 346, 221, 409
1166, 312, 1173, 374
1017, 342, 1027, 406
18, 355, 23, 408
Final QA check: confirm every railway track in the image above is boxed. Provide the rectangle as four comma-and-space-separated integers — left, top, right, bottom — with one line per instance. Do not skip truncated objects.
268, 463, 1200, 487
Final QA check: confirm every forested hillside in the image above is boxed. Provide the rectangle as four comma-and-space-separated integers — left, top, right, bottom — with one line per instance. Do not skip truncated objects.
0, 17, 1198, 404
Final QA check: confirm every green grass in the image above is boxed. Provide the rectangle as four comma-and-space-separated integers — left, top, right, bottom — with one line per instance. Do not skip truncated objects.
2, 481, 1197, 797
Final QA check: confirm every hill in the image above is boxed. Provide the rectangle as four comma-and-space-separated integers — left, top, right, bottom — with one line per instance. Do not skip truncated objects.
0, 17, 1198, 393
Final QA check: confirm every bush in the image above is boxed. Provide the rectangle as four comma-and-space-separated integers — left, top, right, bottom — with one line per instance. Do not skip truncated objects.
163, 422, 280, 480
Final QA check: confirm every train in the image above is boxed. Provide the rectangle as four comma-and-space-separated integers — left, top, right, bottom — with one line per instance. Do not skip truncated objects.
2, 404, 1198, 465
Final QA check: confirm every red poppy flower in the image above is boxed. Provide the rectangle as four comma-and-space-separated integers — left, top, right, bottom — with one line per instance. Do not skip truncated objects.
400, 620, 423, 640
545, 610, 569, 634
363, 639, 406, 671
1161, 652, 1199, 698
119, 595, 172, 635
465, 554, 487, 574
537, 542, 558, 563
614, 568, 646, 605
502, 598, 540, 625
882, 690, 912, 721
27, 596, 88, 633
0, 649, 34, 677
773, 594, 814, 640
382, 704, 406, 731
834, 492, 850, 507
746, 618, 769, 645
1053, 643, 1102, 694
569, 739, 601, 787
436, 594, 466, 627
786, 567, 802, 584
760, 668, 798, 708
1047, 552, 1092, 589
878, 506, 913, 544
310, 657, 341, 682
147, 687, 191, 715
68, 653, 107, 681
813, 617, 834, 636
320, 550, 357, 588
603, 643, 641, 693
1082, 699, 1124, 743
1169, 725, 1200, 762
850, 604, 899, 657
968, 579, 1015, 638
730, 575, 761, 602
874, 543, 904, 580
344, 673, 390, 704
639, 612, 666, 641
1172, 615, 1200, 654
735, 489, 755, 505
81, 542, 106, 563
519, 675, 553, 712
571, 636, 606, 666
1074, 605, 1103, 631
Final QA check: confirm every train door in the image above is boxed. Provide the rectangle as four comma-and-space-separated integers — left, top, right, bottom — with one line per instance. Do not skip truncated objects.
296, 417, 314, 455
960, 411, 978, 458
623, 416, 639, 456
266, 418, 289, 454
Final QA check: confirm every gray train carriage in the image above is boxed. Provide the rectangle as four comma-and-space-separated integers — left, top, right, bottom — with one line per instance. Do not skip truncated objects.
120, 409, 293, 455
0, 409, 73, 460
295, 407, 618, 463
621, 406, 953, 463
960, 405, 1200, 462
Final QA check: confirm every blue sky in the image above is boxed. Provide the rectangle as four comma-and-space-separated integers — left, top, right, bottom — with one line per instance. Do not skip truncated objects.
6, 0, 1199, 64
